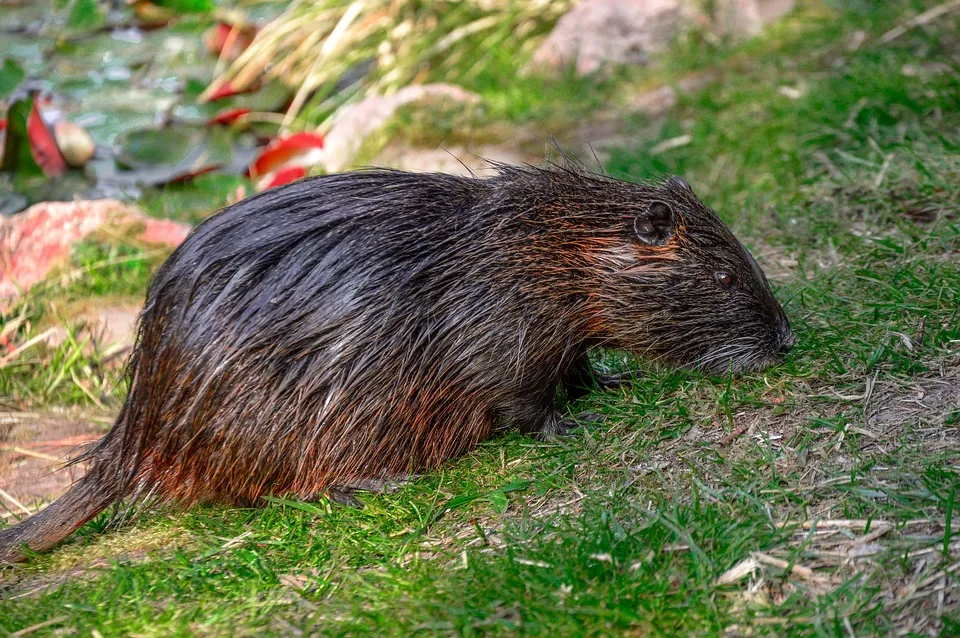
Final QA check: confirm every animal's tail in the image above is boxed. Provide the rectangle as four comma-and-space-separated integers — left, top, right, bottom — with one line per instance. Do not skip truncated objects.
0, 473, 116, 564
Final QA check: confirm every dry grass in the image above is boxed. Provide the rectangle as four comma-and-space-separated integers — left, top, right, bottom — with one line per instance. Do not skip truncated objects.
207, 0, 576, 128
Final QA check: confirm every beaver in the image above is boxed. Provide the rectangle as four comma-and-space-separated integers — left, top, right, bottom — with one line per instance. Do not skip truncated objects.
0, 164, 794, 563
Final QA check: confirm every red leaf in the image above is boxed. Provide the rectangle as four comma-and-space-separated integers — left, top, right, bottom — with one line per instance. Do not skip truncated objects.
27, 103, 68, 177
205, 22, 257, 59
209, 108, 251, 126
204, 23, 234, 55
204, 80, 259, 102
249, 132, 325, 178
260, 165, 307, 190
166, 164, 221, 185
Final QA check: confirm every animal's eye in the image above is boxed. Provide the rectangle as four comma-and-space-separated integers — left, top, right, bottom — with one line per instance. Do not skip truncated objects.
715, 272, 735, 287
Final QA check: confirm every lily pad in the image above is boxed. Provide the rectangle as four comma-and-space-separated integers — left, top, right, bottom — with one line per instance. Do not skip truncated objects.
66, 85, 177, 146
0, 170, 99, 215
0, 35, 49, 77
175, 77, 290, 139
0, 0, 287, 218
0, 187, 29, 216
65, 0, 106, 31
115, 125, 204, 170
0, 59, 26, 101
114, 123, 258, 185
0, 0, 53, 32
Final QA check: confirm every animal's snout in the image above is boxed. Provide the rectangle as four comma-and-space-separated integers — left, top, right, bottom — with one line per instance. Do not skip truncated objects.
778, 332, 796, 355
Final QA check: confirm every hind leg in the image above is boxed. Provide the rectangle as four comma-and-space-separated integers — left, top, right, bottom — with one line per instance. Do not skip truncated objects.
508, 388, 606, 442
530, 410, 606, 441
323, 475, 423, 508
563, 353, 637, 401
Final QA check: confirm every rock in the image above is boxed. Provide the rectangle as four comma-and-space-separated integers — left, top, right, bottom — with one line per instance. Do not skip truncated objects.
42, 304, 142, 355
532, 0, 682, 75
322, 84, 481, 173
81, 306, 141, 350
574, 70, 719, 161
370, 144, 533, 177
711, 0, 795, 38
0, 200, 191, 301
628, 71, 718, 115
532, 0, 795, 76
630, 85, 678, 116
139, 218, 192, 246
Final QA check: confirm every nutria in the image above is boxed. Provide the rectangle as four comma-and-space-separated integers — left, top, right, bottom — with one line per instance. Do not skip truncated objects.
0, 164, 794, 563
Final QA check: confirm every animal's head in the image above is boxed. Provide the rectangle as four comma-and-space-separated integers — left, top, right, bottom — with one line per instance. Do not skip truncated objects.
590, 175, 794, 373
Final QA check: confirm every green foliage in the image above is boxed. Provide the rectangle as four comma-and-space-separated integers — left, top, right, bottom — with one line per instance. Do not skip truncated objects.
161, 0, 215, 13
64, 241, 159, 299
212, 0, 577, 125
0, 99, 43, 176
0, 58, 26, 101
137, 173, 252, 224
65, 0, 105, 30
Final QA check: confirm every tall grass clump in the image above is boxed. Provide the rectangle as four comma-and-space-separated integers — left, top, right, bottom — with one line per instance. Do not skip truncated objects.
206, 0, 577, 127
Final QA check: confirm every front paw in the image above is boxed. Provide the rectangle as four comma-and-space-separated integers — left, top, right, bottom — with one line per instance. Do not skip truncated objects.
535, 411, 605, 441
595, 371, 638, 390
326, 487, 365, 508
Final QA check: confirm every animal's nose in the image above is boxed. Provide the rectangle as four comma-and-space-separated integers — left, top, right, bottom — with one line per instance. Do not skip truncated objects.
778, 333, 796, 355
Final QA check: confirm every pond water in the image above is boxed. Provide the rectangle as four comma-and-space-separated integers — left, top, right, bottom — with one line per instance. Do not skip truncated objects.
0, 0, 289, 221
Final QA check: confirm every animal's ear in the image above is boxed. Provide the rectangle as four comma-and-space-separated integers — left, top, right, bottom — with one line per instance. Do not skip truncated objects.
633, 200, 676, 246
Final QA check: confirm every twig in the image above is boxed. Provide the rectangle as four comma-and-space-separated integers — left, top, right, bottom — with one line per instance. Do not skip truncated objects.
0, 444, 60, 462
0, 327, 58, 367
71, 368, 106, 410
0, 487, 33, 515
862, 372, 877, 411
720, 424, 750, 447
11, 616, 68, 637
878, 0, 960, 45
850, 523, 893, 546
715, 556, 761, 585
649, 135, 692, 156
221, 530, 253, 550
814, 151, 844, 181
874, 153, 894, 189
802, 519, 891, 530
845, 425, 880, 439
0, 312, 26, 341
753, 552, 837, 584
843, 616, 857, 638
25, 435, 100, 448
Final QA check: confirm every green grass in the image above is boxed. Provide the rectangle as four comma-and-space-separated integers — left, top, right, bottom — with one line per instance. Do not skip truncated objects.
0, 241, 157, 409
2, 0, 960, 635
137, 174, 252, 225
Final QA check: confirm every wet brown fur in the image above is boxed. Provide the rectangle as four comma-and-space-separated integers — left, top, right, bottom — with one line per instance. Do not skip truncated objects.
0, 164, 794, 563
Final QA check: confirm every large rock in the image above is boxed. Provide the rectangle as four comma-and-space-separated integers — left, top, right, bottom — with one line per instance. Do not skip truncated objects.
532, 0, 682, 75
322, 84, 481, 173
0, 200, 191, 301
370, 144, 533, 177
711, 0, 795, 38
40, 304, 143, 356
533, 0, 795, 75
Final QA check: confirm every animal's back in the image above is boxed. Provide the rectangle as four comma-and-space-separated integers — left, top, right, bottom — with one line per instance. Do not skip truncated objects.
98, 169, 581, 506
